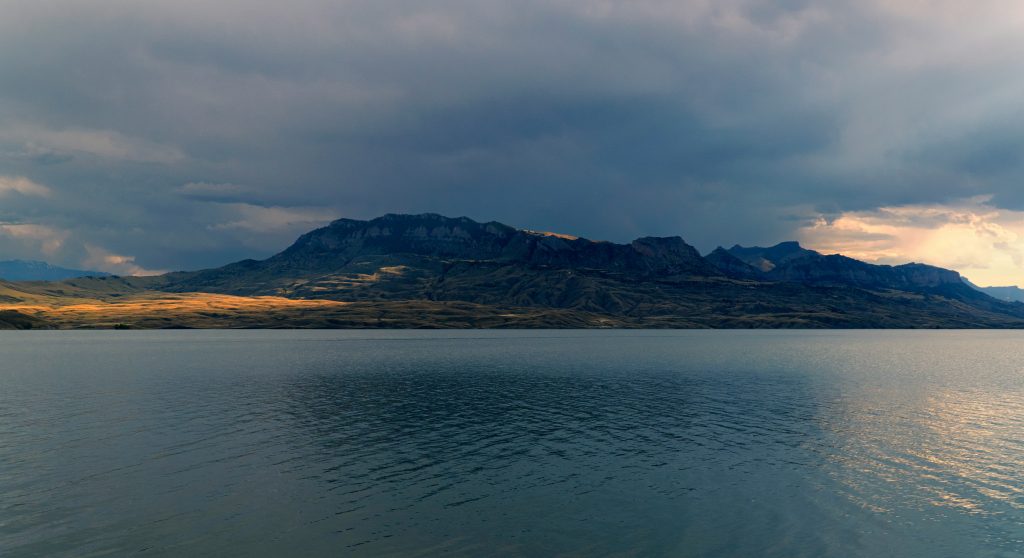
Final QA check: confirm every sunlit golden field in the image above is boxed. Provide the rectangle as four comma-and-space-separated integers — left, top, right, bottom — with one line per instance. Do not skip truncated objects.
1, 292, 349, 328
0, 278, 608, 329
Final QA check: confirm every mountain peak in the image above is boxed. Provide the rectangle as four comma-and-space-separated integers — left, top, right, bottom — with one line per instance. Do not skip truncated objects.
726, 241, 818, 271
705, 247, 764, 279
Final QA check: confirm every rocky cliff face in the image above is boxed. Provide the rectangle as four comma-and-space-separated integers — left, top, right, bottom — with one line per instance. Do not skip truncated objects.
767, 254, 965, 289
270, 213, 719, 277
281, 214, 518, 264
888, 263, 965, 288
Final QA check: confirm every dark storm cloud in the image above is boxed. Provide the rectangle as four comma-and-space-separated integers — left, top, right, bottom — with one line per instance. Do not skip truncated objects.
1, 0, 1023, 272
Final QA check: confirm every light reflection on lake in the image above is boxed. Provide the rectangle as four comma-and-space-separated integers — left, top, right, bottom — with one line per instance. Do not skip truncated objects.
2, 330, 1024, 557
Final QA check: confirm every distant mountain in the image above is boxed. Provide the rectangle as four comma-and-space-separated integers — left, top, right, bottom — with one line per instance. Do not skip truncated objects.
0, 260, 108, 281
721, 242, 972, 295
963, 278, 1024, 303
704, 247, 763, 279
153, 213, 722, 297
125, 213, 1024, 328
726, 241, 816, 272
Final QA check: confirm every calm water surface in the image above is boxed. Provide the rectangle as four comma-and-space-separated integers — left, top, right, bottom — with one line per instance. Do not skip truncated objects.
2, 330, 1024, 557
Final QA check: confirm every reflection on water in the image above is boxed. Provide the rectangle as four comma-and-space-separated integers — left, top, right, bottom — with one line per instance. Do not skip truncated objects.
2, 330, 1024, 557
823, 382, 1024, 552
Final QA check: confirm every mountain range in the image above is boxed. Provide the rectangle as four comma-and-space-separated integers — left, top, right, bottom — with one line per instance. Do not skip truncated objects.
1, 213, 1023, 329
0, 260, 107, 281
963, 279, 1024, 303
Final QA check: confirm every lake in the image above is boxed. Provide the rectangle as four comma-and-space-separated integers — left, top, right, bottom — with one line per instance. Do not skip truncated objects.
2, 330, 1023, 557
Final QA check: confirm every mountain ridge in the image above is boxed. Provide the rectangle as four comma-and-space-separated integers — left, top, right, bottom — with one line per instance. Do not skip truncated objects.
963, 278, 1024, 303
0, 260, 109, 281
721, 242, 967, 290
4, 213, 1024, 329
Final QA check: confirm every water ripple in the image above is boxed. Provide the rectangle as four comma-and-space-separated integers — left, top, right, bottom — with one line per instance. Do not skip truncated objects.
2, 330, 1024, 556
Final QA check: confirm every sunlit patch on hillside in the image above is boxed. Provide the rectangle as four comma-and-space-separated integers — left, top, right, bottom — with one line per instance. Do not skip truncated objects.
304, 266, 412, 292
522, 230, 580, 241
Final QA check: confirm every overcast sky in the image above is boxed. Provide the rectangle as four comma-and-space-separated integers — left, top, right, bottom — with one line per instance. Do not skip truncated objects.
2, 1, 1024, 285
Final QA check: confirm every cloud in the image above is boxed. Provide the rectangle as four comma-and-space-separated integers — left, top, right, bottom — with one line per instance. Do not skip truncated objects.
82, 245, 166, 276
2, 1, 1024, 270
1, 143, 74, 166
0, 176, 52, 197
0, 126, 185, 164
799, 197, 1024, 287
211, 203, 337, 233
0, 223, 67, 255
0, 221, 164, 275
176, 182, 250, 201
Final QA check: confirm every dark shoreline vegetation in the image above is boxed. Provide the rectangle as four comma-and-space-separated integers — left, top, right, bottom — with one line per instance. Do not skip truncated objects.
2, 213, 1024, 330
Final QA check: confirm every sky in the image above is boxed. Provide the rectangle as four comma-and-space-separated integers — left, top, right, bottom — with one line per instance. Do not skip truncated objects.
2, 1, 1024, 286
